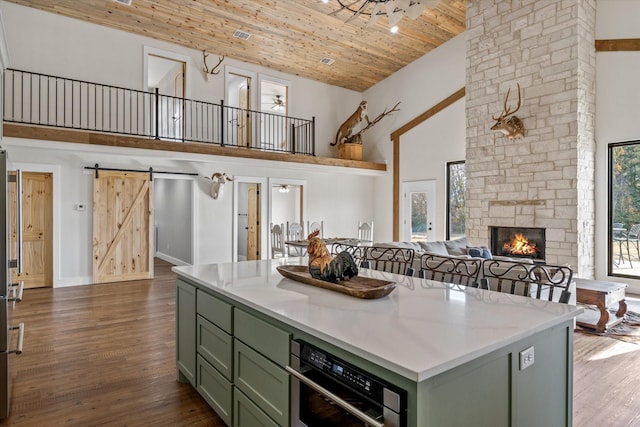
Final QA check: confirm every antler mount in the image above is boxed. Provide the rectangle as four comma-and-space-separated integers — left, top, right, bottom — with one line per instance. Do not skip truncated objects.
491, 83, 525, 141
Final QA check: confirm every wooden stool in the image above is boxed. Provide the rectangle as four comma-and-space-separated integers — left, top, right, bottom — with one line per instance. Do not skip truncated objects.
574, 278, 628, 333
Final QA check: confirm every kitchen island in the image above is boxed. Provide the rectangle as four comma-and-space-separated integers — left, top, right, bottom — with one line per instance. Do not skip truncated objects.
174, 258, 582, 427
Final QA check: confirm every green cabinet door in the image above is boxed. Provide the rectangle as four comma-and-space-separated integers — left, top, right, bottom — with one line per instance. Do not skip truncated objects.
234, 339, 289, 427
198, 354, 233, 426
176, 279, 196, 386
198, 315, 233, 381
234, 387, 280, 427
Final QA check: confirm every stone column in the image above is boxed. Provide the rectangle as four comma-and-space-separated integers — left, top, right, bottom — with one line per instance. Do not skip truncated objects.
465, 0, 596, 275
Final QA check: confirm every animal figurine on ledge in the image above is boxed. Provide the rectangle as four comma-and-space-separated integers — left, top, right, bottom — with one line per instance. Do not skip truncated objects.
307, 230, 359, 283
331, 101, 401, 146
331, 101, 370, 146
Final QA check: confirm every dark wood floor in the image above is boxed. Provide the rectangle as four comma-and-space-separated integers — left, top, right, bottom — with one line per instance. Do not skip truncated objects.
4, 259, 640, 426
5, 259, 224, 426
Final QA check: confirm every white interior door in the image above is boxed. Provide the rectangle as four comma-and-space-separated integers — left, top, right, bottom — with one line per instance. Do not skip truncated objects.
402, 180, 436, 242
147, 54, 186, 140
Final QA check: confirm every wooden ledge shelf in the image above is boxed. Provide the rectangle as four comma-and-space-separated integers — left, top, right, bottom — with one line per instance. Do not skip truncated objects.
3, 124, 387, 172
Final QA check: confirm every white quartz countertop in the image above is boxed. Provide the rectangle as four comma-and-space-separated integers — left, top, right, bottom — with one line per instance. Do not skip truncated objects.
173, 258, 583, 382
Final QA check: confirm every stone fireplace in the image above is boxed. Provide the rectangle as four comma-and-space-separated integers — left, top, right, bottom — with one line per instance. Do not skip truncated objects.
490, 226, 546, 261
464, 0, 596, 277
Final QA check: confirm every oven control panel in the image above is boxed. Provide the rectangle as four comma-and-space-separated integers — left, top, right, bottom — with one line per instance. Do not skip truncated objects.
298, 340, 392, 400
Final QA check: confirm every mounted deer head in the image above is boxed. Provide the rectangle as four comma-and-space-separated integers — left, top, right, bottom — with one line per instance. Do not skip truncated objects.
202, 51, 224, 80
491, 83, 525, 140
208, 172, 233, 200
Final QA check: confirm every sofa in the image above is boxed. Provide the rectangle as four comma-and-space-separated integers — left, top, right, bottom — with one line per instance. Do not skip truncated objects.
374, 237, 576, 304
373, 236, 486, 272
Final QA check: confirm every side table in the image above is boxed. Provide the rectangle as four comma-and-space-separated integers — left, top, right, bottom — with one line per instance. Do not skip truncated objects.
574, 278, 628, 333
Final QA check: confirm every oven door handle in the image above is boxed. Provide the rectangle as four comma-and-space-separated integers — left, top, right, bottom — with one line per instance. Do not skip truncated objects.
286, 366, 384, 427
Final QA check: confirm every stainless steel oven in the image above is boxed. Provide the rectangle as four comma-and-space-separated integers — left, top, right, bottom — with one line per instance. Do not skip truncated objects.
287, 339, 407, 427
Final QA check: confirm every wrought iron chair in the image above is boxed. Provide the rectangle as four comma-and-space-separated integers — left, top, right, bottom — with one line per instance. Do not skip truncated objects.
330, 242, 366, 267
419, 253, 483, 287
357, 220, 374, 242
270, 223, 285, 258
361, 246, 415, 276
481, 259, 573, 304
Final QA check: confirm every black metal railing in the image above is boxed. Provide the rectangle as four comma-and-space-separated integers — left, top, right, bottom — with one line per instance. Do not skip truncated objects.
3, 68, 315, 156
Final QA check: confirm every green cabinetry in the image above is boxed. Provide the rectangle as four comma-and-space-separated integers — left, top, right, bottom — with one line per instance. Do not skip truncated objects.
234, 309, 290, 367
234, 388, 280, 427
197, 354, 233, 425
234, 339, 289, 426
177, 280, 291, 427
197, 315, 233, 380
175, 273, 575, 427
176, 279, 196, 386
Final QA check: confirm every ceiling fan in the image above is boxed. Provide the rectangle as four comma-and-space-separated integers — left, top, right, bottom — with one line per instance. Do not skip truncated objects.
272, 95, 285, 111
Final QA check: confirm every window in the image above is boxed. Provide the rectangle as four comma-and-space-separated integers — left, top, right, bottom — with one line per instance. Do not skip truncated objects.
446, 161, 465, 240
609, 141, 640, 277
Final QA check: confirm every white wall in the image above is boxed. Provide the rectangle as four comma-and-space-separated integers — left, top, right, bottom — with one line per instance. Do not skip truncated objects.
595, 0, 640, 294
363, 34, 467, 242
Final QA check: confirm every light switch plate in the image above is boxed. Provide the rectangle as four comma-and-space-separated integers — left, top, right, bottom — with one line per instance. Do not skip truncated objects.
519, 346, 535, 370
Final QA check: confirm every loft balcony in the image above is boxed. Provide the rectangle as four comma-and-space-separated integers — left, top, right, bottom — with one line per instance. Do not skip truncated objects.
2, 68, 385, 171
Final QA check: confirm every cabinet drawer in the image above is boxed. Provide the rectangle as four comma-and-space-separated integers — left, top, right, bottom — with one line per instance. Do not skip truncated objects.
197, 315, 233, 381
234, 387, 279, 427
197, 354, 232, 426
234, 309, 290, 366
197, 289, 233, 334
234, 339, 289, 427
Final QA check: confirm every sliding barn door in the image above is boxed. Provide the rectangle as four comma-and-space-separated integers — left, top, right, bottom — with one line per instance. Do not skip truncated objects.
93, 171, 154, 284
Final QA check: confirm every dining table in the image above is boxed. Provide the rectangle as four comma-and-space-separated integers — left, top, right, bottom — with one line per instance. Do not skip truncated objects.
284, 237, 372, 256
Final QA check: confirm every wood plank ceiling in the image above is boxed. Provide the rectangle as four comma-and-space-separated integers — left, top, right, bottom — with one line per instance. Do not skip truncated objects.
6, 0, 466, 92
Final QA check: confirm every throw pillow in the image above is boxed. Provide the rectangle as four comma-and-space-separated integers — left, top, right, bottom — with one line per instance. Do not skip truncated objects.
482, 247, 493, 259
467, 246, 493, 259
419, 241, 448, 255
444, 237, 470, 255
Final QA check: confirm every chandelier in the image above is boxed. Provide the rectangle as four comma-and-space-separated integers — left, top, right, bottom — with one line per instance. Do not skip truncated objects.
329, 0, 440, 33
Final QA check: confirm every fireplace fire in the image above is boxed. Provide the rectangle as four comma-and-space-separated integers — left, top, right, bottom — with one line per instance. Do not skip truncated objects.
490, 226, 546, 260
503, 233, 538, 256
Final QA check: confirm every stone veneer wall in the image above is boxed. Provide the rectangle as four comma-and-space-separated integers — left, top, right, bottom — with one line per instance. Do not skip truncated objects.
465, 0, 596, 276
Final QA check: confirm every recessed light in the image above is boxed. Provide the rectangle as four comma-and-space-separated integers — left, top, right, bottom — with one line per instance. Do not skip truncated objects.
390, 25, 399, 34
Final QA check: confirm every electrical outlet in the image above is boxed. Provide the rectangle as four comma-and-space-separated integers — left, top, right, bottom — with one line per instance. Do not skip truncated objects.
519, 346, 535, 370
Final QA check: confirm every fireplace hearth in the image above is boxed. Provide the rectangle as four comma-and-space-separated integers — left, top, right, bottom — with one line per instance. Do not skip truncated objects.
490, 226, 546, 260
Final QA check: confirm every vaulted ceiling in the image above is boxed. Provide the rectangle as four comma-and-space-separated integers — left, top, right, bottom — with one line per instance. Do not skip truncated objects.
5, 0, 466, 92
